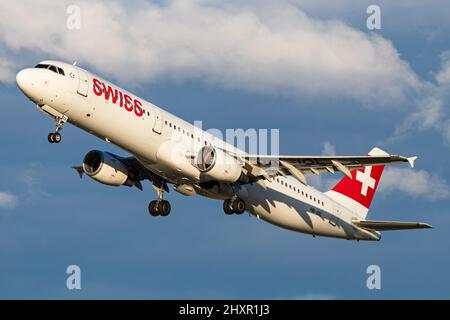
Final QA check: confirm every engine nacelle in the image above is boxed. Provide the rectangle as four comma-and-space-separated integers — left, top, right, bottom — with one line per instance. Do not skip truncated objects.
195, 146, 244, 183
82, 150, 130, 186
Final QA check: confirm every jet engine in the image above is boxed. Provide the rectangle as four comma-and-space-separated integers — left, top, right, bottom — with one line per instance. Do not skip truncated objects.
195, 146, 246, 183
82, 150, 132, 187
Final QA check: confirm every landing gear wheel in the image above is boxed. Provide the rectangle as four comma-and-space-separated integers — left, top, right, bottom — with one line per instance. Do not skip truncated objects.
148, 200, 160, 216
148, 200, 171, 217
159, 200, 171, 216
223, 199, 234, 215
53, 132, 61, 143
47, 116, 67, 144
148, 179, 171, 217
47, 132, 61, 144
232, 198, 246, 215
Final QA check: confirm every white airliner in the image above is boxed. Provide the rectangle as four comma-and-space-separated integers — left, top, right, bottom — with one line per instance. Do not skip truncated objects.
16, 60, 431, 241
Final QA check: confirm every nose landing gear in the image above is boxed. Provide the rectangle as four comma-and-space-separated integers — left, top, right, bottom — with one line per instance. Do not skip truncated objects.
48, 132, 62, 143
48, 115, 67, 144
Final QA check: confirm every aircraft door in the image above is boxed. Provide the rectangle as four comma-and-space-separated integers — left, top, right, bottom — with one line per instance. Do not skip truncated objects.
153, 112, 163, 134
329, 206, 340, 227
77, 68, 89, 97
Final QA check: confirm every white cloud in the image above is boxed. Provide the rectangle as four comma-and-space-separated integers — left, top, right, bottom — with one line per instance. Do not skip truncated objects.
0, 191, 18, 209
436, 51, 450, 86
386, 50, 450, 145
0, 0, 420, 105
322, 141, 336, 156
379, 167, 450, 200
0, 56, 17, 85
19, 164, 50, 202
389, 96, 444, 143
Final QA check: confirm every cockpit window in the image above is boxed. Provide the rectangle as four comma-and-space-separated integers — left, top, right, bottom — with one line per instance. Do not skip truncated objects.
35, 64, 50, 69
34, 64, 65, 76
48, 65, 58, 73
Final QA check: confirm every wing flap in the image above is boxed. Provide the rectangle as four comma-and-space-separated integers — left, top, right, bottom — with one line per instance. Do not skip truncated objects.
250, 154, 411, 170
353, 219, 432, 231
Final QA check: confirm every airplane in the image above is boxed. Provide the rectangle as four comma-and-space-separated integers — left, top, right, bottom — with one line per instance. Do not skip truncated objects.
15, 60, 432, 241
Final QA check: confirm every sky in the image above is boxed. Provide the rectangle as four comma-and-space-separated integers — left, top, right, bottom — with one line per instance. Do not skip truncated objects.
0, 0, 450, 299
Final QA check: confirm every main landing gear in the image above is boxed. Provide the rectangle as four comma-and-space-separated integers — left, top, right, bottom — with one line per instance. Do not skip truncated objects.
223, 197, 246, 215
48, 116, 67, 144
148, 200, 171, 217
148, 181, 171, 217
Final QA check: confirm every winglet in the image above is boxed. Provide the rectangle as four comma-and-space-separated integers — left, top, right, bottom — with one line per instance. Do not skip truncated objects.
407, 156, 418, 168
72, 166, 84, 179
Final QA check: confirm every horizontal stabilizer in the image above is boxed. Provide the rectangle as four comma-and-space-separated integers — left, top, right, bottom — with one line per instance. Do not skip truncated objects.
72, 166, 84, 179
353, 219, 432, 231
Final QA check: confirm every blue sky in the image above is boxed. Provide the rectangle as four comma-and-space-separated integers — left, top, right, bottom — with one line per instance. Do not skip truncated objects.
1, 0, 450, 299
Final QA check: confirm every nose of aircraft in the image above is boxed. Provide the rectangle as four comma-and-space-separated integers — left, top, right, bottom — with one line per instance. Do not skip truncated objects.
16, 68, 45, 103
16, 69, 26, 90
16, 68, 32, 94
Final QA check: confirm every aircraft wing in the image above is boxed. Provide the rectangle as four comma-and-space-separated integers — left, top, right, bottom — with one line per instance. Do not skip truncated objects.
352, 219, 432, 231
235, 148, 417, 186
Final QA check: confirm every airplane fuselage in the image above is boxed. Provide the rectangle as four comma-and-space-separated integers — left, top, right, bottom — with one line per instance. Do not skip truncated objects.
16, 60, 381, 241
